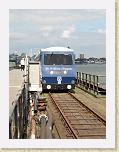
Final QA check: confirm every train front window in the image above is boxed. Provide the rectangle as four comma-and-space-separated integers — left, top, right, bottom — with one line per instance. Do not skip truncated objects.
44, 54, 73, 65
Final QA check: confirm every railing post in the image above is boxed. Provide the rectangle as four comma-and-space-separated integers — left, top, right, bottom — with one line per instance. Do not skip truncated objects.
89, 74, 91, 92
23, 88, 25, 136
93, 75, 95, 94
76, 72, 79, 84
96, 76, 99, 95
22, 55, 29, 138
9, 121, 12, 139
18, 95, 24, 138
82, 73, 84, 89
14, 106, 18, 138
17, 101, 20, 138
79, 72, 81, 86
21, 91, 24, 137
85, 74, 88, 90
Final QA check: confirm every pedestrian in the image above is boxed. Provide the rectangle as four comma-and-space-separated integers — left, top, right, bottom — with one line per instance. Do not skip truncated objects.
20, 58, 25, 71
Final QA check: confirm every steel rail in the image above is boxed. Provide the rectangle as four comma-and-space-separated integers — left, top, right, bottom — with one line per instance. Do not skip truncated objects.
49, 92, 79, 139
68, 92, 106, 126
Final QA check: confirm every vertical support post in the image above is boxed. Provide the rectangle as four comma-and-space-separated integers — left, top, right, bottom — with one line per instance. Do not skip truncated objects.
76, 72, 79, 85
82, 73, 84, 89
93, 75, 95, 94
23, 55, 29, 138
9, 121, 12, 139
96, 76, 99, 95
89, 74, 91, 92
17, 101, 20, 139
19, 97, 21, 137
79, 72, 81, 86
14, 106, 18, 138
23, 85, 26, 138
19, 96, 24, 138
86, 74, 87, 90
21, 93, 24, 137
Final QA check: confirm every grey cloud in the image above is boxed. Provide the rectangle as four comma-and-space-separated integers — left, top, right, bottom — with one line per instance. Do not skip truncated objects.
10, 9, 105, 27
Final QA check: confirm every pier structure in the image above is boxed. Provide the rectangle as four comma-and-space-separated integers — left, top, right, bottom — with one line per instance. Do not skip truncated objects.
9, 56, 106, 139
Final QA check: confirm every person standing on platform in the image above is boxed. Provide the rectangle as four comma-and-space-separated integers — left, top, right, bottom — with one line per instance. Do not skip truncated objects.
20, 58, 25, 71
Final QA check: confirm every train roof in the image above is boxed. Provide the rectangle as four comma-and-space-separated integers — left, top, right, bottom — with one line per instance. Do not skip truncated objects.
41, 47, 74, 52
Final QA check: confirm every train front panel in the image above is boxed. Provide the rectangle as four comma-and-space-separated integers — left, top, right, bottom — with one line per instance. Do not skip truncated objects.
41, 65, 76, 90
40, 48, 76, 90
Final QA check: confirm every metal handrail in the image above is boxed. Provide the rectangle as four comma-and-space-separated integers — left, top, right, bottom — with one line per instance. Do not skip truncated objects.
9, 84, 25, 139
9, 56, 29, 139
76, 72, 106, 96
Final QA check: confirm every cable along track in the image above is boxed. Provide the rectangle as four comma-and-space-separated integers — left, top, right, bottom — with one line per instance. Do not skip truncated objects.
48, 92, 106, 139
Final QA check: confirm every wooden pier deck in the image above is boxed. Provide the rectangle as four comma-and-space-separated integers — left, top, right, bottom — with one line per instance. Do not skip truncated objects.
9, 69, 24, 115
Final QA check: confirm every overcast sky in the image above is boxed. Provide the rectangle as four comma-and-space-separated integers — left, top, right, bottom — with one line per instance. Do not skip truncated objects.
9, 9, 106, 58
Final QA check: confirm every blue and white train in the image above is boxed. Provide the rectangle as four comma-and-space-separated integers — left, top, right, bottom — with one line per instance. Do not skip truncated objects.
40, 47, 76, 90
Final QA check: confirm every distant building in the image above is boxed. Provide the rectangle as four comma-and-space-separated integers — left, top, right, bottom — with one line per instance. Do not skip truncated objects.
80, 54, 84, 59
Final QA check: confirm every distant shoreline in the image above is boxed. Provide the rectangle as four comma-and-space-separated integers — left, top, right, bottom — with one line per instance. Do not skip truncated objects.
75, 63, 106, 65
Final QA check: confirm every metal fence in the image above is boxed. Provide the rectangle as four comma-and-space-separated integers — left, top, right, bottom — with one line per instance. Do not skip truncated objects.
9, 56, 29, 139
9, 84, 25, 138
76, 72, 106, 96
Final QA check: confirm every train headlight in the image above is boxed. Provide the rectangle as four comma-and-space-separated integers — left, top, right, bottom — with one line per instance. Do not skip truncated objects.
47, 85, 51, 89
67, 85, 71, 89
71, 80, 75, 84
50, 71, 54, 75
64, 70, 67, 74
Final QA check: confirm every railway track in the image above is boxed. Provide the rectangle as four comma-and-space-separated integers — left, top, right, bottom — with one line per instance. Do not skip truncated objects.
48, 92, 106, 139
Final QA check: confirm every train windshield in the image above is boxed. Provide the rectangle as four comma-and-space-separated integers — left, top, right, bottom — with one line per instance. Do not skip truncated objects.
44, 54, 73, 65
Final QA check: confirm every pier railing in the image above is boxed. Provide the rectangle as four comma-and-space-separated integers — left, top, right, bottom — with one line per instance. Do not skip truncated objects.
76, 72, 106, 96
9, 84, 25, 139
9, 56, 29, 139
